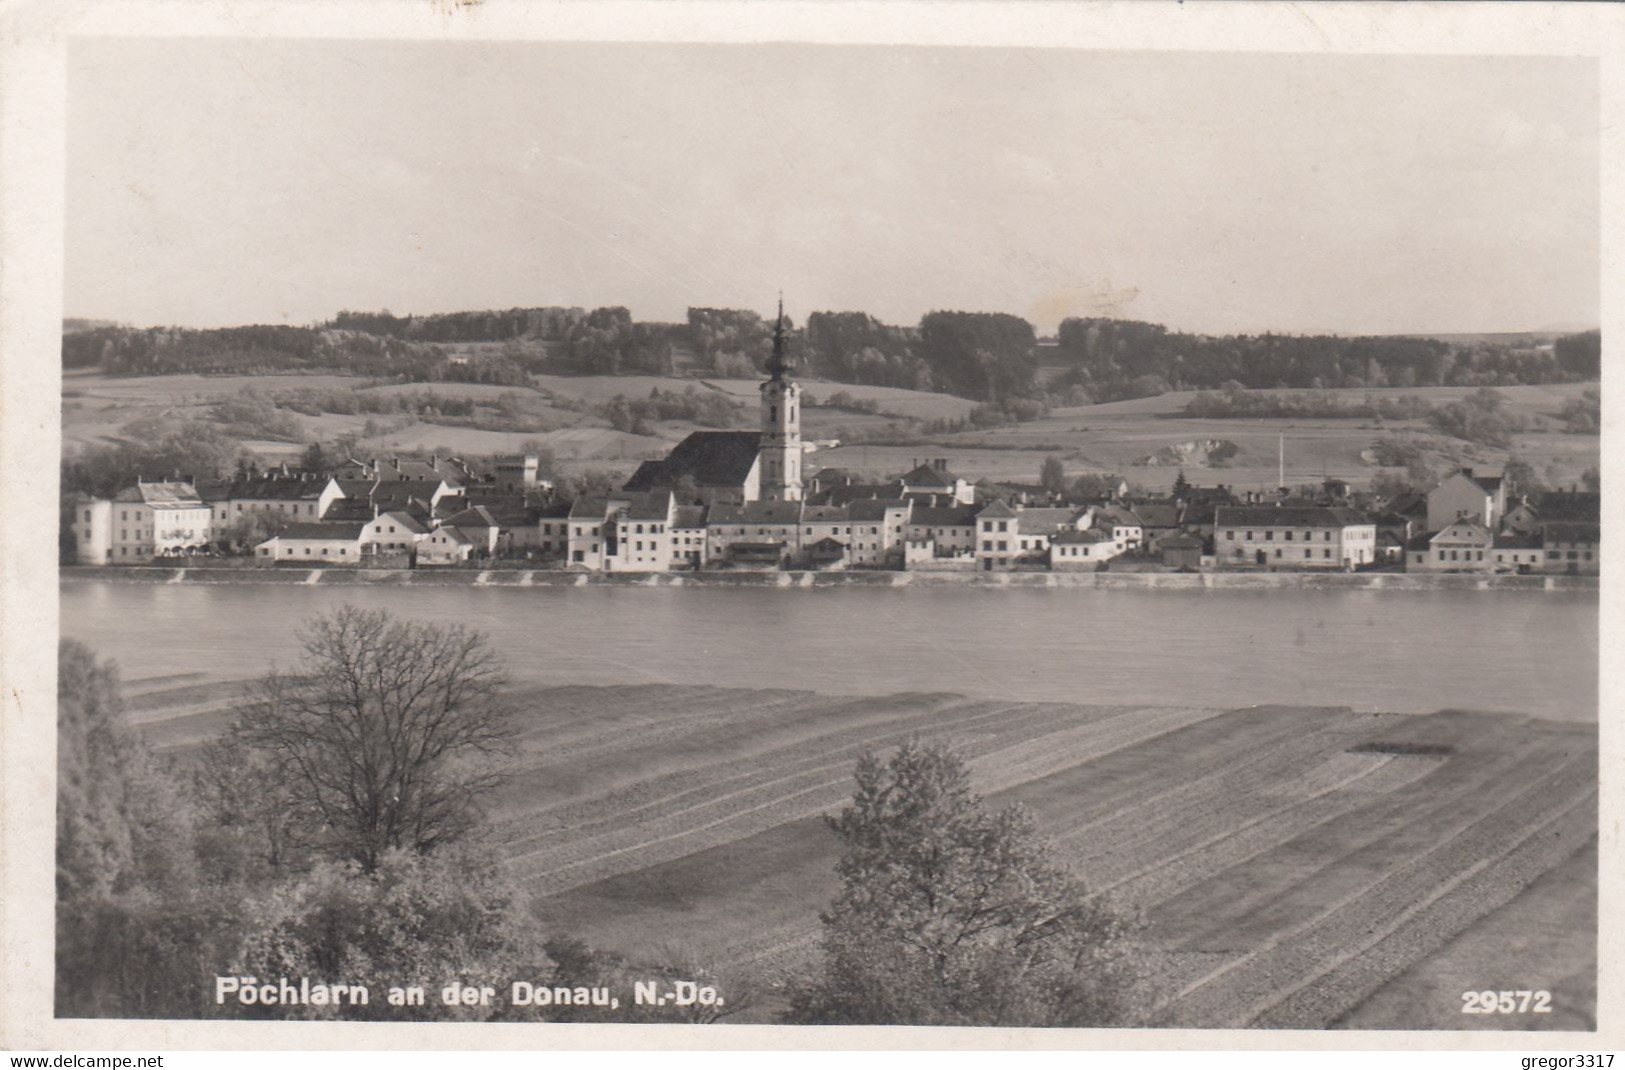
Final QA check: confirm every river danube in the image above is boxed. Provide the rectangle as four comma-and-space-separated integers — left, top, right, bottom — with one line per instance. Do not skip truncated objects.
59, 581, 1598, 721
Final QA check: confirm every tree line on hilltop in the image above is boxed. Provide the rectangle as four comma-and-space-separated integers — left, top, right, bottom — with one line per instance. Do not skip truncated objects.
63, 303, 1602, 408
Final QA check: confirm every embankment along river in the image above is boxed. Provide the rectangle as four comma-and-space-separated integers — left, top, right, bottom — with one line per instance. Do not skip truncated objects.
60, 580, 1598, 721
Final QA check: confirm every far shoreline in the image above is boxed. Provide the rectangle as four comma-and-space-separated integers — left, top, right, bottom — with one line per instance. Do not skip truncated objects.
58, 565, 1600, 593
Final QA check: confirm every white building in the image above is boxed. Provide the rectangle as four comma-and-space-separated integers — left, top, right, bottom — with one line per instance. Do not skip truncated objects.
73, 481, 213, 564
256, 522, 368, 564
1214, 506, 1378, 569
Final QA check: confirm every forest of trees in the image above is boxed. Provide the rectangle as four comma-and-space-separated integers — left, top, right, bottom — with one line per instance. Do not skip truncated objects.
1051, 318, 1582, 401
1182, 386, 1438, 421
64, 306, 1598, 410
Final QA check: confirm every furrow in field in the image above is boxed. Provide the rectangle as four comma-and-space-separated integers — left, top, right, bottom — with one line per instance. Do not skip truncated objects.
500, 696, 1038, 854
510, 701, 1244, 893
1110, 753, 1442, 908
967, 704, 1231, 790
1072, 749, 1399, 890
1252, 789, 1597, 1029
1157, 736, 1560, 950
1157, 750, 1593, 1028
507, 698, 1161, 890
505, 698, 1057, 880
997, 707, 1370, 845
497, 691, 973, 829
503, 694, 1154, 855
1047, 722, 1368, 857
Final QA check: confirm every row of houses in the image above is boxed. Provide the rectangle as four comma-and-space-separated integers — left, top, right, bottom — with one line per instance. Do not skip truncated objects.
68, 454, 1600, 577
69, 471, 1368, 574
1389, 469, 1601, 575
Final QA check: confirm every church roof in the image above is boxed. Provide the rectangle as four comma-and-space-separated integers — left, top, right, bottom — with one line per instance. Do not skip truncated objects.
623, 431, 762, 492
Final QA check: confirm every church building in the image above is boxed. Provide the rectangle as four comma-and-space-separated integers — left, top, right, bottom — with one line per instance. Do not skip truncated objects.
623, 299, 804, 504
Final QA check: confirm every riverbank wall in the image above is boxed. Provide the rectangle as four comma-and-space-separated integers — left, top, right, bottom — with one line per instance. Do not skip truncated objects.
58, 566, 1600, 592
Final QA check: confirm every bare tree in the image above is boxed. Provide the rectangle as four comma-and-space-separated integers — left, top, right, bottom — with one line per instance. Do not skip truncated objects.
236, 606, 516, 872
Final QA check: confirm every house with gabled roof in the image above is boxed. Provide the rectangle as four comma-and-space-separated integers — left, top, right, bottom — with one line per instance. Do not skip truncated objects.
222, 474, 343, 525
566, 497, 614, 568
1412, 519, 1495, 572
707, 500, 803, 566
1491, 531, 1543, 573
905, 503, 979, 559
417, 524, 475, 566
255, 522, 368, 564
361, 510, 429, 558
1426, 467, 1507, 535
535, 500, 573, 560
847, 498, 909, 567
72, 480, 214, 564
609, 491, 677, 572
1214, 505, 1377, 569
1131, 503, 1183, 550
899, 458, 974, 505
671, 503, 709, 569
1049, 527, 1124, 570
444, 504, 503, 557
974, 499, 1020, 571
1540, 521, 1599, 575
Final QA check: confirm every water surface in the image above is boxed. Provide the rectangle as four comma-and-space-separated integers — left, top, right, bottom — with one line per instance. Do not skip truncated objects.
60, 582, 1598, 721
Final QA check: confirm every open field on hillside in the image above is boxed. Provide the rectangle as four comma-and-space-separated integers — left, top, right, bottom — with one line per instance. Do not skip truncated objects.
130, 676, 1596, 1030
819, 383, 1600, 490
61, 370, 1598, 493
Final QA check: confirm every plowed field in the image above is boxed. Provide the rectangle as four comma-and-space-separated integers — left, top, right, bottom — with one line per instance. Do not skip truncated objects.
134, 677, 1596, 1029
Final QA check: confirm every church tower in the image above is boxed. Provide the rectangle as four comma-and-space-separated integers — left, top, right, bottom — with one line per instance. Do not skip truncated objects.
759, 297, 803, 502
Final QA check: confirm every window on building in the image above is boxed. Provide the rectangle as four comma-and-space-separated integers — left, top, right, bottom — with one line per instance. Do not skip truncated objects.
1265, 531, 1274, 541
1285, 531, 1293, 541
1275, 549, 1282, 558
998, 540, 1008, 552
982, 540, 992, 551
1226, 530, 1235, 539
1304, 549, 1311, 559
998, 521, 1008, 533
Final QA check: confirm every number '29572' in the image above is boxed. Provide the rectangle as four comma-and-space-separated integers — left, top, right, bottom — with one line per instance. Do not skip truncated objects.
1461, 990, 1551, 1014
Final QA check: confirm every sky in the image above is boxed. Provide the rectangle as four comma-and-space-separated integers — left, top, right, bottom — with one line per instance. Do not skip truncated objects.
65, 39, 1599, 336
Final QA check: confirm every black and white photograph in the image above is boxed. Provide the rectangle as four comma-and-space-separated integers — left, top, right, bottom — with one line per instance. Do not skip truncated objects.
1, 0, 1618, 1054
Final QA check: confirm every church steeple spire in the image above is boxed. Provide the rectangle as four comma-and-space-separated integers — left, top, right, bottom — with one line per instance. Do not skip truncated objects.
767, 292, 789, 382
758, 293, 802, 501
